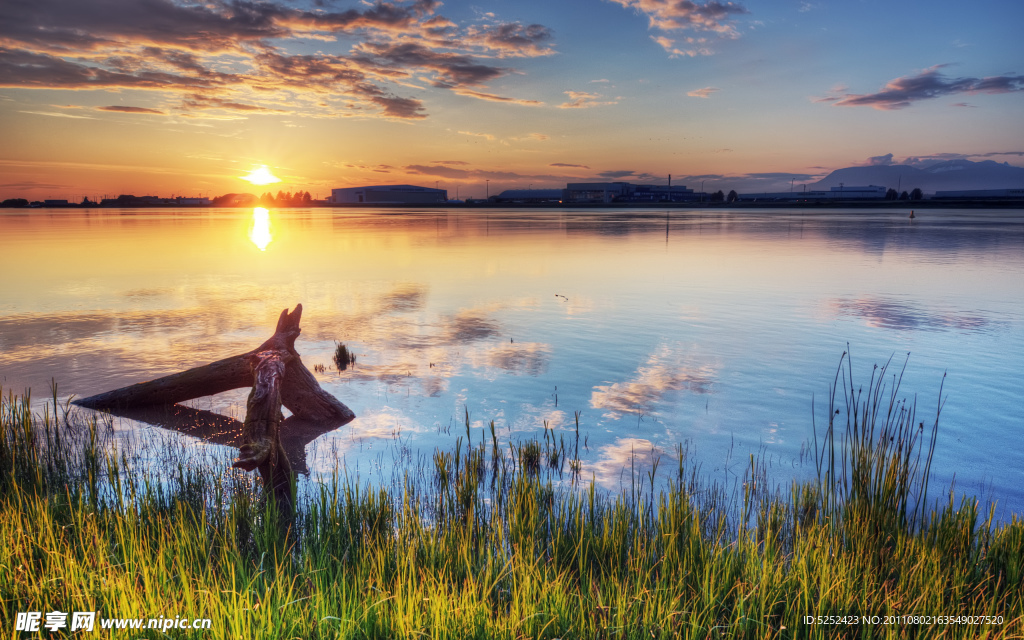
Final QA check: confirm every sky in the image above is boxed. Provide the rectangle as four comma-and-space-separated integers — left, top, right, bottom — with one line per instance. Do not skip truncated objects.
1, 0, 1022, 200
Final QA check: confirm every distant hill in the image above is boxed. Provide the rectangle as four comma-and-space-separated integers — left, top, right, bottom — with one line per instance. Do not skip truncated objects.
810, 160, 1024, 193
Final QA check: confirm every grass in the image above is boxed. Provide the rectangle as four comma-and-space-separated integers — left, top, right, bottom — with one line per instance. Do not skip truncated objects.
333, 342, 356, 372
1, 355, 1023, 639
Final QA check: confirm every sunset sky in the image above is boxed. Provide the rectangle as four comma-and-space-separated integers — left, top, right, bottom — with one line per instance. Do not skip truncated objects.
1, 0, 1021, 200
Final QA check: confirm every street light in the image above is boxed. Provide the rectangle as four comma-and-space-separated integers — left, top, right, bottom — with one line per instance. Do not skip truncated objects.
486, 179, 490, 198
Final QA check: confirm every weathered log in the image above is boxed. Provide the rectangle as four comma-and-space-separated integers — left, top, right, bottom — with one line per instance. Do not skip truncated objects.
75, 304, 355, 424
234, 350, 293, 513
74, 304, 354, 524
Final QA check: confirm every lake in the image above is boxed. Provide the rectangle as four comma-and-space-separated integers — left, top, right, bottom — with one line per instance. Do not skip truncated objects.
1, 207, 1022, 517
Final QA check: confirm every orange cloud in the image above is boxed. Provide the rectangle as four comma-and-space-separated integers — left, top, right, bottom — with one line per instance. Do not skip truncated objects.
558, 90, 617, 109
0, 0, 553, 120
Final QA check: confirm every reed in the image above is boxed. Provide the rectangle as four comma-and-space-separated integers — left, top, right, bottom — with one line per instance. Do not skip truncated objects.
333, 342, 356, 371
1, 358, 1022, 639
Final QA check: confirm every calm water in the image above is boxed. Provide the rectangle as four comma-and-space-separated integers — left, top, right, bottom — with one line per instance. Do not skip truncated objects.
1, 207, 1022, 516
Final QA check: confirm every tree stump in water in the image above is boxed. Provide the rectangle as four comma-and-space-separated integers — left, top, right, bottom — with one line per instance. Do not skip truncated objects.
76, 304, 353, 423
234, 350, 293, 513
75, 304, 354, 515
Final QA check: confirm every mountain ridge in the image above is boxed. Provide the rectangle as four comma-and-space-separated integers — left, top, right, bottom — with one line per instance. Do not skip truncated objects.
810, 159, 1024, 193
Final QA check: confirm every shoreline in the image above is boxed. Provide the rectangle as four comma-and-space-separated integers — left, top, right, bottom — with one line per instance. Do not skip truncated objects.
3, 199, 1024, 211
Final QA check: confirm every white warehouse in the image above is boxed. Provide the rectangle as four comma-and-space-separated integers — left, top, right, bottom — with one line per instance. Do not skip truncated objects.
331, 184, 447, 204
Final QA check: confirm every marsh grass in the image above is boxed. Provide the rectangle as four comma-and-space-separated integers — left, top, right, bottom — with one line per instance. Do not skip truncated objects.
2, 355, 1022, 639
333, 342, 356, 372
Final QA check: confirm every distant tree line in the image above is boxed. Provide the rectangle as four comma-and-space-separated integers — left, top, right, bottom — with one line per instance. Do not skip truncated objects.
205, 191, 315, 207
885, 188, 923, 201
259, 191, 313, 206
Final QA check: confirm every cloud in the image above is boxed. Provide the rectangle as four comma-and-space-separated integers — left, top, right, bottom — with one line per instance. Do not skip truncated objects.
463, 22, 555, 58
595, 169, 661, 181
823, 65, 1024, 110
352, 41, 507, 87
97, 105, 166, 115
609, 0, 748, 34
403, 164, 572, 182
452, 88, 543, 105
550, 163, 590, 169
652, 35, 711, 57
0, 180, 69, 189
182, 95, 287, 113
687, 86, 719, 98
456, 130, 496, 141
18, 110, 95, 119
558, 90, 618, 109
663, 170, 827, 192
431, 160, 470, 165
598, 170, 638, 179
0, 0, 553, 120
609, 0, 748, 55
976, 150, 1024, 158
867, 153, 894, 166
743, 171, 817, 180
897, 150, 1024, 167
370, 95, 427, 119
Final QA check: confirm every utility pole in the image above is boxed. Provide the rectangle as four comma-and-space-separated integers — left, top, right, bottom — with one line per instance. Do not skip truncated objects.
486, 180, 490, 198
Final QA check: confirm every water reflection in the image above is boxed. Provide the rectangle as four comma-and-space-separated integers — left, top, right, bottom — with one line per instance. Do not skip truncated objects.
98, 403, 348, 475
249, 207, 272, 250
829, 297, 997, 332
1, 208, 1023, 518
588, 438, 669, 490
591, 345, 715, 419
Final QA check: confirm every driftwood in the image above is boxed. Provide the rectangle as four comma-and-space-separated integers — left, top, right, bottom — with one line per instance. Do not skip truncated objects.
235, 349, 293, 510
76, 304, 353, 423
75, 304, 354, 513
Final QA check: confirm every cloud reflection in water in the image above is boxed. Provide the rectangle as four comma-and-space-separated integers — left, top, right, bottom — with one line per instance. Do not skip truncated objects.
591, 345, 715, 419
588, 438, 670, 490
829, 297, 996, 332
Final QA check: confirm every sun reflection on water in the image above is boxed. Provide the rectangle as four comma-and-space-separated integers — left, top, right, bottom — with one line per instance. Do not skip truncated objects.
249, 207, 272, 250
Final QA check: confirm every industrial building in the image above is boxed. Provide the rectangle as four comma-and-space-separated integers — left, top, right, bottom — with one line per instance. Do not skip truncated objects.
933, 188, 1024, 200
736, 185, 888, 202
492, 189, 563, 203
331, 184, 447, 204
176, 196, 211, 206
562, 182, 698, 203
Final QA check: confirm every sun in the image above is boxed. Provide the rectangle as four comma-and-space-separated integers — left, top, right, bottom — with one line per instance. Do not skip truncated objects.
240, 166, 282, 186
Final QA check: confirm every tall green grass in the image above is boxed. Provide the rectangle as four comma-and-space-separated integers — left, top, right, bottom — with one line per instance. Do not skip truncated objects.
1, 357, 1022, 639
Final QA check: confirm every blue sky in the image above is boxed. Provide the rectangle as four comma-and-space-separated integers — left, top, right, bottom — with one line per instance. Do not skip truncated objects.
1, 0, 1021, 198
